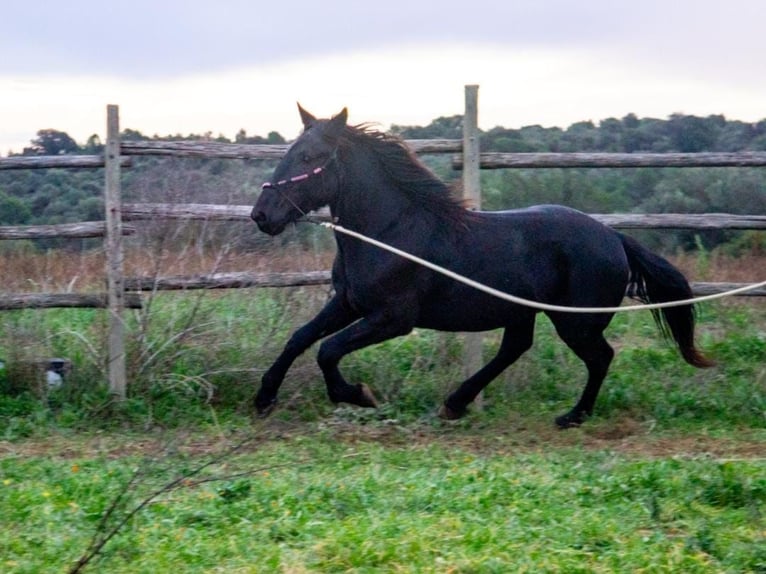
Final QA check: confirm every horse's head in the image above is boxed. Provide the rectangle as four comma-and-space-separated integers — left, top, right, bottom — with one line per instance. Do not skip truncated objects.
251, 104, 347, 235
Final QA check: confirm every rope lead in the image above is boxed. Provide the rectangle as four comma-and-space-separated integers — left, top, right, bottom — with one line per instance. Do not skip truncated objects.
320, 221, 766, 314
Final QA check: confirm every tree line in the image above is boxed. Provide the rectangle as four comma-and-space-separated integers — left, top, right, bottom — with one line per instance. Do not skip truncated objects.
393, 113, 766, 253
1, 113, 765, 253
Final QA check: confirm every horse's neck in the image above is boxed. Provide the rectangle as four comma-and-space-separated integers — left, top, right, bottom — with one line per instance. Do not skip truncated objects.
333, 167, 410, 235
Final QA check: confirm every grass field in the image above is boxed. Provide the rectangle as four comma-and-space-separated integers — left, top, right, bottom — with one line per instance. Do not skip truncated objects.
0, 250, 765, 572
1, 425, 765, 573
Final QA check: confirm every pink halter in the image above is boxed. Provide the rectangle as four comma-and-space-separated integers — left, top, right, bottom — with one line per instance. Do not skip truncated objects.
262, 166, 325, 190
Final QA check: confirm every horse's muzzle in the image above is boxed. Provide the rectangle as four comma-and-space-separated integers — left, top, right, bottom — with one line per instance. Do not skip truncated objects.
250, 206, 265, 224
251, 207, 286, 236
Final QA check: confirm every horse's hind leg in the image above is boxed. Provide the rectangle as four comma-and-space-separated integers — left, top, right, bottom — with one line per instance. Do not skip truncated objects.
440, 316, 535, 419
549, 315, 615, 428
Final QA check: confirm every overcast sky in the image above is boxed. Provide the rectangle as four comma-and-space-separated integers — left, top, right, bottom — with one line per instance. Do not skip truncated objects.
2, 0, 765, 155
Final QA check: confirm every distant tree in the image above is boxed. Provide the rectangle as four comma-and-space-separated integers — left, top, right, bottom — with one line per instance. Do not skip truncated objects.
668, 114, 719, 152
0, 190, 31, 224
715, 121, 749, 151
622, 113, 640, 129
24, 129, 80, 156
519, 125, 563, 152
391, 115, 464, 139
598, 118, 623, 151
235, 129, 285, 145
485, 129, 539, 152
561, 121, 597, 151
620, 116, 668, 152
82, 134, 103, 154
121, 128, 148, 141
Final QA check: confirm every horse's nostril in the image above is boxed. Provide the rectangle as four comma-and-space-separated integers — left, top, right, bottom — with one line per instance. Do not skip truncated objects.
251, 209, 266, 223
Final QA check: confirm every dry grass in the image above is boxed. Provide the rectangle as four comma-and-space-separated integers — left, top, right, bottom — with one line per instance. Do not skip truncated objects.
0, 244, 762, 293
0, 243, 334, 293
671, 251, 766, 283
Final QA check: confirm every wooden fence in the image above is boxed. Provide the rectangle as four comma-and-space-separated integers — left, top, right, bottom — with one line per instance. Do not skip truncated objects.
1, 87, 765, 397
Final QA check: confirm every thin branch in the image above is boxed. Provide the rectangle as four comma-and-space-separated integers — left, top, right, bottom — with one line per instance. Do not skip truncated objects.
68, 431, 276, 573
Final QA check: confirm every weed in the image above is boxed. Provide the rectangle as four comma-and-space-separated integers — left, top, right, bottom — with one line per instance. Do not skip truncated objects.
692, 462, 766, 509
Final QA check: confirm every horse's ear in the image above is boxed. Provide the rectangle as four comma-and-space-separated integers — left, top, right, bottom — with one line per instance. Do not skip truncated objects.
297, 103, 316, 129
325, 107, 348, 140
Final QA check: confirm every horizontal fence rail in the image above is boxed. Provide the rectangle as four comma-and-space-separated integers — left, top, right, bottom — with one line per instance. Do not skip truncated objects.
0, 292, 142, 310
0, 222, 136, 240
120, 139, 462, 159
121, 140, 289, 160
120, 271, 766, 298
590, 213, 766, 230
121, 142, 766, 169
5, 147, 765, 172
121, 203, 766, 230
692, 282, 766, 297
9, 148, 765, 170
0, 155, 132, 170
1, 279, 761, 310
123, 203, 252, 222
124, 271, 333, 291
453, 151, 766, 170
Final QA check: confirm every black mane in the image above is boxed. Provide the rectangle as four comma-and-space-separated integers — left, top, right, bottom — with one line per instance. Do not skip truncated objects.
339, 124, 471, 227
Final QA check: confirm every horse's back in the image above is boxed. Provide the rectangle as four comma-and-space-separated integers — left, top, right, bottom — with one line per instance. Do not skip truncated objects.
442, 205, 629, 314
476, 205, 624, 261
479, 204, 608, 234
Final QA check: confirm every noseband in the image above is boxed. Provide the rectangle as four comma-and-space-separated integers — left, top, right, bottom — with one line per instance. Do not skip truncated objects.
259, 149, 340, 220
261, 149, 338, 191
261, 166, 325, 190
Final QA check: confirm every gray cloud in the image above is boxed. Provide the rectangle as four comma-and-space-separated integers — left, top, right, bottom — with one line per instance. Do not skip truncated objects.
1, 1, 668, 77
3, 0, 763, 97
1, 0, 763, 156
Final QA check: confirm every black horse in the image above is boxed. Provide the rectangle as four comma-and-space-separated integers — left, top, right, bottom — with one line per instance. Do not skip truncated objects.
251, 105, 714, 427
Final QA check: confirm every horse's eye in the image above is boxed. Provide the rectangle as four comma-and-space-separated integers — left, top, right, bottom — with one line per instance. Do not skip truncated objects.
300, 153, 311, 163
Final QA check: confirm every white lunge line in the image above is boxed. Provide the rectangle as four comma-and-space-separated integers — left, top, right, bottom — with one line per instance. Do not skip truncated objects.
322, 221, 766, 314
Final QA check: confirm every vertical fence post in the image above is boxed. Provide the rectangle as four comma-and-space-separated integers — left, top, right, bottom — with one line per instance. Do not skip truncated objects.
462, 85, 484, 409
105, 105, 127, 399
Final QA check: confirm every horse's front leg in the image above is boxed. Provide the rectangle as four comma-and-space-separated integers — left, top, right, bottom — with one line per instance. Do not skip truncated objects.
316, 306, 416, 408
255, 295, 359, 416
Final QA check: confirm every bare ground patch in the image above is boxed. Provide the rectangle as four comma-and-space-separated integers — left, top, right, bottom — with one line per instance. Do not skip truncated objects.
1, 414, 763, 462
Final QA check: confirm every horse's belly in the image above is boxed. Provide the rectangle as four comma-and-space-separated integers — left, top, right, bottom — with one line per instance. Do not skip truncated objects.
416, 298, 517, 332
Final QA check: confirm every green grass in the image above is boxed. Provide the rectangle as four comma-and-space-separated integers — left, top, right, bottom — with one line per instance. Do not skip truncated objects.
0, 290, 764, 572
0, 291, 764, 436
1, 435, 764, 573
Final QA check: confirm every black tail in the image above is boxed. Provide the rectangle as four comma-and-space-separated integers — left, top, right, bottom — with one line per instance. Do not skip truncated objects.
620, 234, 715, 368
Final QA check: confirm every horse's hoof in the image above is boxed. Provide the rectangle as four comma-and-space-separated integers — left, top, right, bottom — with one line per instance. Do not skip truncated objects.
255, 399, 278, 418
358, 384, 379, 408
555, 412, 584, 429
438, 403, 465, 420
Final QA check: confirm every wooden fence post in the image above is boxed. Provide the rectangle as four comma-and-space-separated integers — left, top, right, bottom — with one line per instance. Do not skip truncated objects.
462, 85, 484, 409
105, 105, 127, 399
